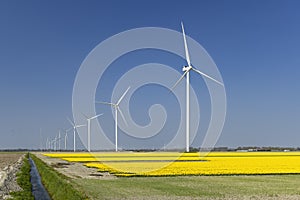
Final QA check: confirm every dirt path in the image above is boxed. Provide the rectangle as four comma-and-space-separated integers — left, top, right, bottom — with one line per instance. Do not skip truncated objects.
33, 152, 116, 180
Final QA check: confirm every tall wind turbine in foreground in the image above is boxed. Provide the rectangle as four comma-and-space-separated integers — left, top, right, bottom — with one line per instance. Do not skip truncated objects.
172, 22, 224, 152
67, 118, 86, 152
96, 87, 130, 152
82, 113, 103, 152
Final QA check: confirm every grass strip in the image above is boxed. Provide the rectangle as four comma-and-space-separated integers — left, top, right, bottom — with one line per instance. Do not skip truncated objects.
30, 154, 88, 200
10, 153, 34, 200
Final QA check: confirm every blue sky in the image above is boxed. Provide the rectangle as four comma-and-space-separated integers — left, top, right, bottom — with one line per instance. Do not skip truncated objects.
0, 0, 299, 149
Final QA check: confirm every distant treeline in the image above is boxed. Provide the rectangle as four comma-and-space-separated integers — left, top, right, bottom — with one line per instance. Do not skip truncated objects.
209, 146, 300, 152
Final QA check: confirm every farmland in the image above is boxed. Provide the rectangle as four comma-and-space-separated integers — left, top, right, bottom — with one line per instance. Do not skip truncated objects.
75, 175, 300, 200
28, 152, 300, 199
0, 152, 24, 169
0, 152, 25, 199
44, 151, 300, 177
40, 151, 300, 199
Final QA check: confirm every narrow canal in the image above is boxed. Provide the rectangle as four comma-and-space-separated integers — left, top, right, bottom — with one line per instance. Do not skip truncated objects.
29, 157, 51, 200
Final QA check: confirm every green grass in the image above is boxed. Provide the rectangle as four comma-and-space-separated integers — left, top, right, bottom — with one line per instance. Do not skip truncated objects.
30, 154, 88, 200
75, 175, 300, 199
10, 153, 34, 200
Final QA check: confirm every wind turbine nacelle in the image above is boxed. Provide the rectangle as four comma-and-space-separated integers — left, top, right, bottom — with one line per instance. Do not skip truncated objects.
182, 66, 192, 72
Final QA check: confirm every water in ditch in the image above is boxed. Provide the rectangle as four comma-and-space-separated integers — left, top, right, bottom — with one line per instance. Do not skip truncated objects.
29, 157, 51, 200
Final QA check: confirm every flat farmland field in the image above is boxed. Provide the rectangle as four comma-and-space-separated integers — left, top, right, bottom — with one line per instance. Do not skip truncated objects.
39, 151, 300, 199
75, 175, 300, 200
0, 152, 23, 169
44, 151, 300, 176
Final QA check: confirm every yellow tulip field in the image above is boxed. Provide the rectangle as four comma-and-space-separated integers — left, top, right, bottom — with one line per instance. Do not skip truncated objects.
44, 151, 300, 177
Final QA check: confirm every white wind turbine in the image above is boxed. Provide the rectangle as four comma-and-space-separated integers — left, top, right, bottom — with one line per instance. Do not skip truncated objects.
172, 22, 224, 152
50, 138, 52, 150
63, 128, 72, 150
82, 113, 103, 152
96, 87, 130, 152
67, 118, 86, 152
58, 130, 61, 150
46, 137, 49, 150
52, 137, 55, 151
48, 138, 51, 150
51, 138, 54, 150
53, 137, 57, 151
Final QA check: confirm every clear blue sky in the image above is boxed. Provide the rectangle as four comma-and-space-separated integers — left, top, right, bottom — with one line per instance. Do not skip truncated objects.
0, 0, 299, 149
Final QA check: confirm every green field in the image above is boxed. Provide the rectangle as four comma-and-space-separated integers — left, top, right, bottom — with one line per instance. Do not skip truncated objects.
74, 175, 300, 199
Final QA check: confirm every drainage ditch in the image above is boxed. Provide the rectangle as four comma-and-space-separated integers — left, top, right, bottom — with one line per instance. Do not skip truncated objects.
29, 157, 51, 200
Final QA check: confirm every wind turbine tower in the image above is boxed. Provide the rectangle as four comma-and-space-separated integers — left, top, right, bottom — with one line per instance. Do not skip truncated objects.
58, 130, 61, 150
96, 87, 130, 152
82, 113, 103, 152
68, 118, 86, 152
172, 22, 224, 152
64, 128, 71, 150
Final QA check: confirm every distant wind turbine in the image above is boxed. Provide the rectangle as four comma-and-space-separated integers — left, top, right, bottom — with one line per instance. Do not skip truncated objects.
82, 113, 103, 152
172, 22, 224, 152
53, 136, 57, 151
64, 128, 72, 150
67, 118, 86, 152
39, 128, 42, 150
46, 137, 49, 150
51, 138, 54, 151
58, 130, 61, 150
96, 87, 130, 152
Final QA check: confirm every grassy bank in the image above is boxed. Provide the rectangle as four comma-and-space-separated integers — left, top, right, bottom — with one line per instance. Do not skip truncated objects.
30, 154, 88, 200
10, 153, 34, 200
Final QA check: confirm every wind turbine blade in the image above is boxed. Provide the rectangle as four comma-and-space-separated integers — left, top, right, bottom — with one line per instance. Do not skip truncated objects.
181, 22, 191, 67
67, 117, 75, 126
171, 70, 189, 90
117, 107, 128, 126
116, 86, 130, 105
75, 124, 86, 128
95, 101, 115, 106
192, 68, 224, 86
90, 113, 103, 120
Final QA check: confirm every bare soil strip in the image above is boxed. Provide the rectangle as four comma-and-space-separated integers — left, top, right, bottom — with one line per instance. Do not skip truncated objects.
0, 153, 23, 170
33, 152, 115, 180
0, 153, 25, 199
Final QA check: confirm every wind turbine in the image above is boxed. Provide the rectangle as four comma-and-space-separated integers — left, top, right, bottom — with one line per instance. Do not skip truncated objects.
50, 138, 53, 150
46, 137, 49, 150
64, 128, 72, 150
49, 138, 52, 150
172, 22, 224, 152
82, 113, 103, 152
58, 130, 61, 151
67, 118, 86, 152
39, 128, 42, 150
53, 136, 57, 151
96, 87, 130, 152
51, 138, 54, 151
46, 137, 51, 151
